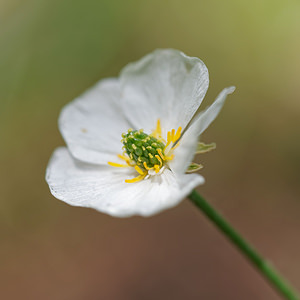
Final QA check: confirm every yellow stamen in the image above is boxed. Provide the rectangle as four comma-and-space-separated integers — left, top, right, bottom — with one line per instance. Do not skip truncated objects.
152, 119, 162, 138
171, 129, 175, 141
174, 127, 182, 143
125, 174, 146, 183
156, 119, 162, 137
165, 154, 174, 161
135, 165, 144, 175
108, 162, 128, 168
118, 154, 128, 161
143, 162, 153, 170
164, 125, 182, 152
155, 154, 162, 167
157, 148, 165, 160
117, 154, 135, 167
164, 132, 172, 150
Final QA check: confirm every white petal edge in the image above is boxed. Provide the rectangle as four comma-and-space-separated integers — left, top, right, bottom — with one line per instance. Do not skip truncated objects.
46, 147, 205, 217
59, 78, 132, 165
120, 49, 209, 135
169, 86, 235, 175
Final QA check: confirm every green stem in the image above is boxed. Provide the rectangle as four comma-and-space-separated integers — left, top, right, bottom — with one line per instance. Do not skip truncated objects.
188, 190, 299, 300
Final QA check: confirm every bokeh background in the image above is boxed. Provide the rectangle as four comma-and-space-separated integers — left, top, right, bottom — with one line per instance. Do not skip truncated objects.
1, 0, 300, 299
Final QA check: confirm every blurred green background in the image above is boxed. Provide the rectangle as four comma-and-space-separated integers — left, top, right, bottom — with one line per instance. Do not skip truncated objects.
1, 0, 300, 299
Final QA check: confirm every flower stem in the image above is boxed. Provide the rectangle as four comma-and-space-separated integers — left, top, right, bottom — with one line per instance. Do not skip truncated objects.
188, 190, 299, 300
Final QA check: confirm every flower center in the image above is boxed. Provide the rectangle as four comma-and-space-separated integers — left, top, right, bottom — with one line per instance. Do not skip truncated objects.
122, 129, 165, 170
108, 120, 182, 183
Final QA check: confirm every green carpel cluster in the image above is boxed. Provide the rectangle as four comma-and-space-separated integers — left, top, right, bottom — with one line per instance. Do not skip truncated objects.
122, 129, 165, 168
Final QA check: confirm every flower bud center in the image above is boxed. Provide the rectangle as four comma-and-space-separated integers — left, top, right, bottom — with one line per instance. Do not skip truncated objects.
122, 129, 165, 169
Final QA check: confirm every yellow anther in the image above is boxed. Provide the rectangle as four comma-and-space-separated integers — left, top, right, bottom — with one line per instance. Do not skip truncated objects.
135, 165, 145, 175
164, 125, 182, 151
152, 119, 162, 138
171, 129, 175, 141
118, 154, 127, 161
167, 131, 171, 143
174, 127, 182, 143
132, 144, 137, 150
157, 148, 165, 160
143, 162, 152, 170
154, 165, 160, 173
165, 154, 174, 161
157, 119, 162, 136
149, 153, 153, 158
155, 154, 162, 167
108, 162, 128, 168
142, 146, 146, 151
125, 174, 146, 183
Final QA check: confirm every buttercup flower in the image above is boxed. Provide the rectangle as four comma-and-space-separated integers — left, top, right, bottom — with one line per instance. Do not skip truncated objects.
46, 49, 235, 217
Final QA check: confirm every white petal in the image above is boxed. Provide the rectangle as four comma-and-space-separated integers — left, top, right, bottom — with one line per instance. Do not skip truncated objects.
189, 86, 236, 136
59, 78, 132, 165
169, 87, 235, 175
46, 148, 204, 217
120, 49, 209, 135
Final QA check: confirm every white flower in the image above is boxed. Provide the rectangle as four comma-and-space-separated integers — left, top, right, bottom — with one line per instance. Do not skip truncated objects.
46, 49, 235, 217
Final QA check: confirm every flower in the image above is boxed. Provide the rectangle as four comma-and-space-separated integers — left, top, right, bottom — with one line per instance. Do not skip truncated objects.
46, 49, 235, 217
